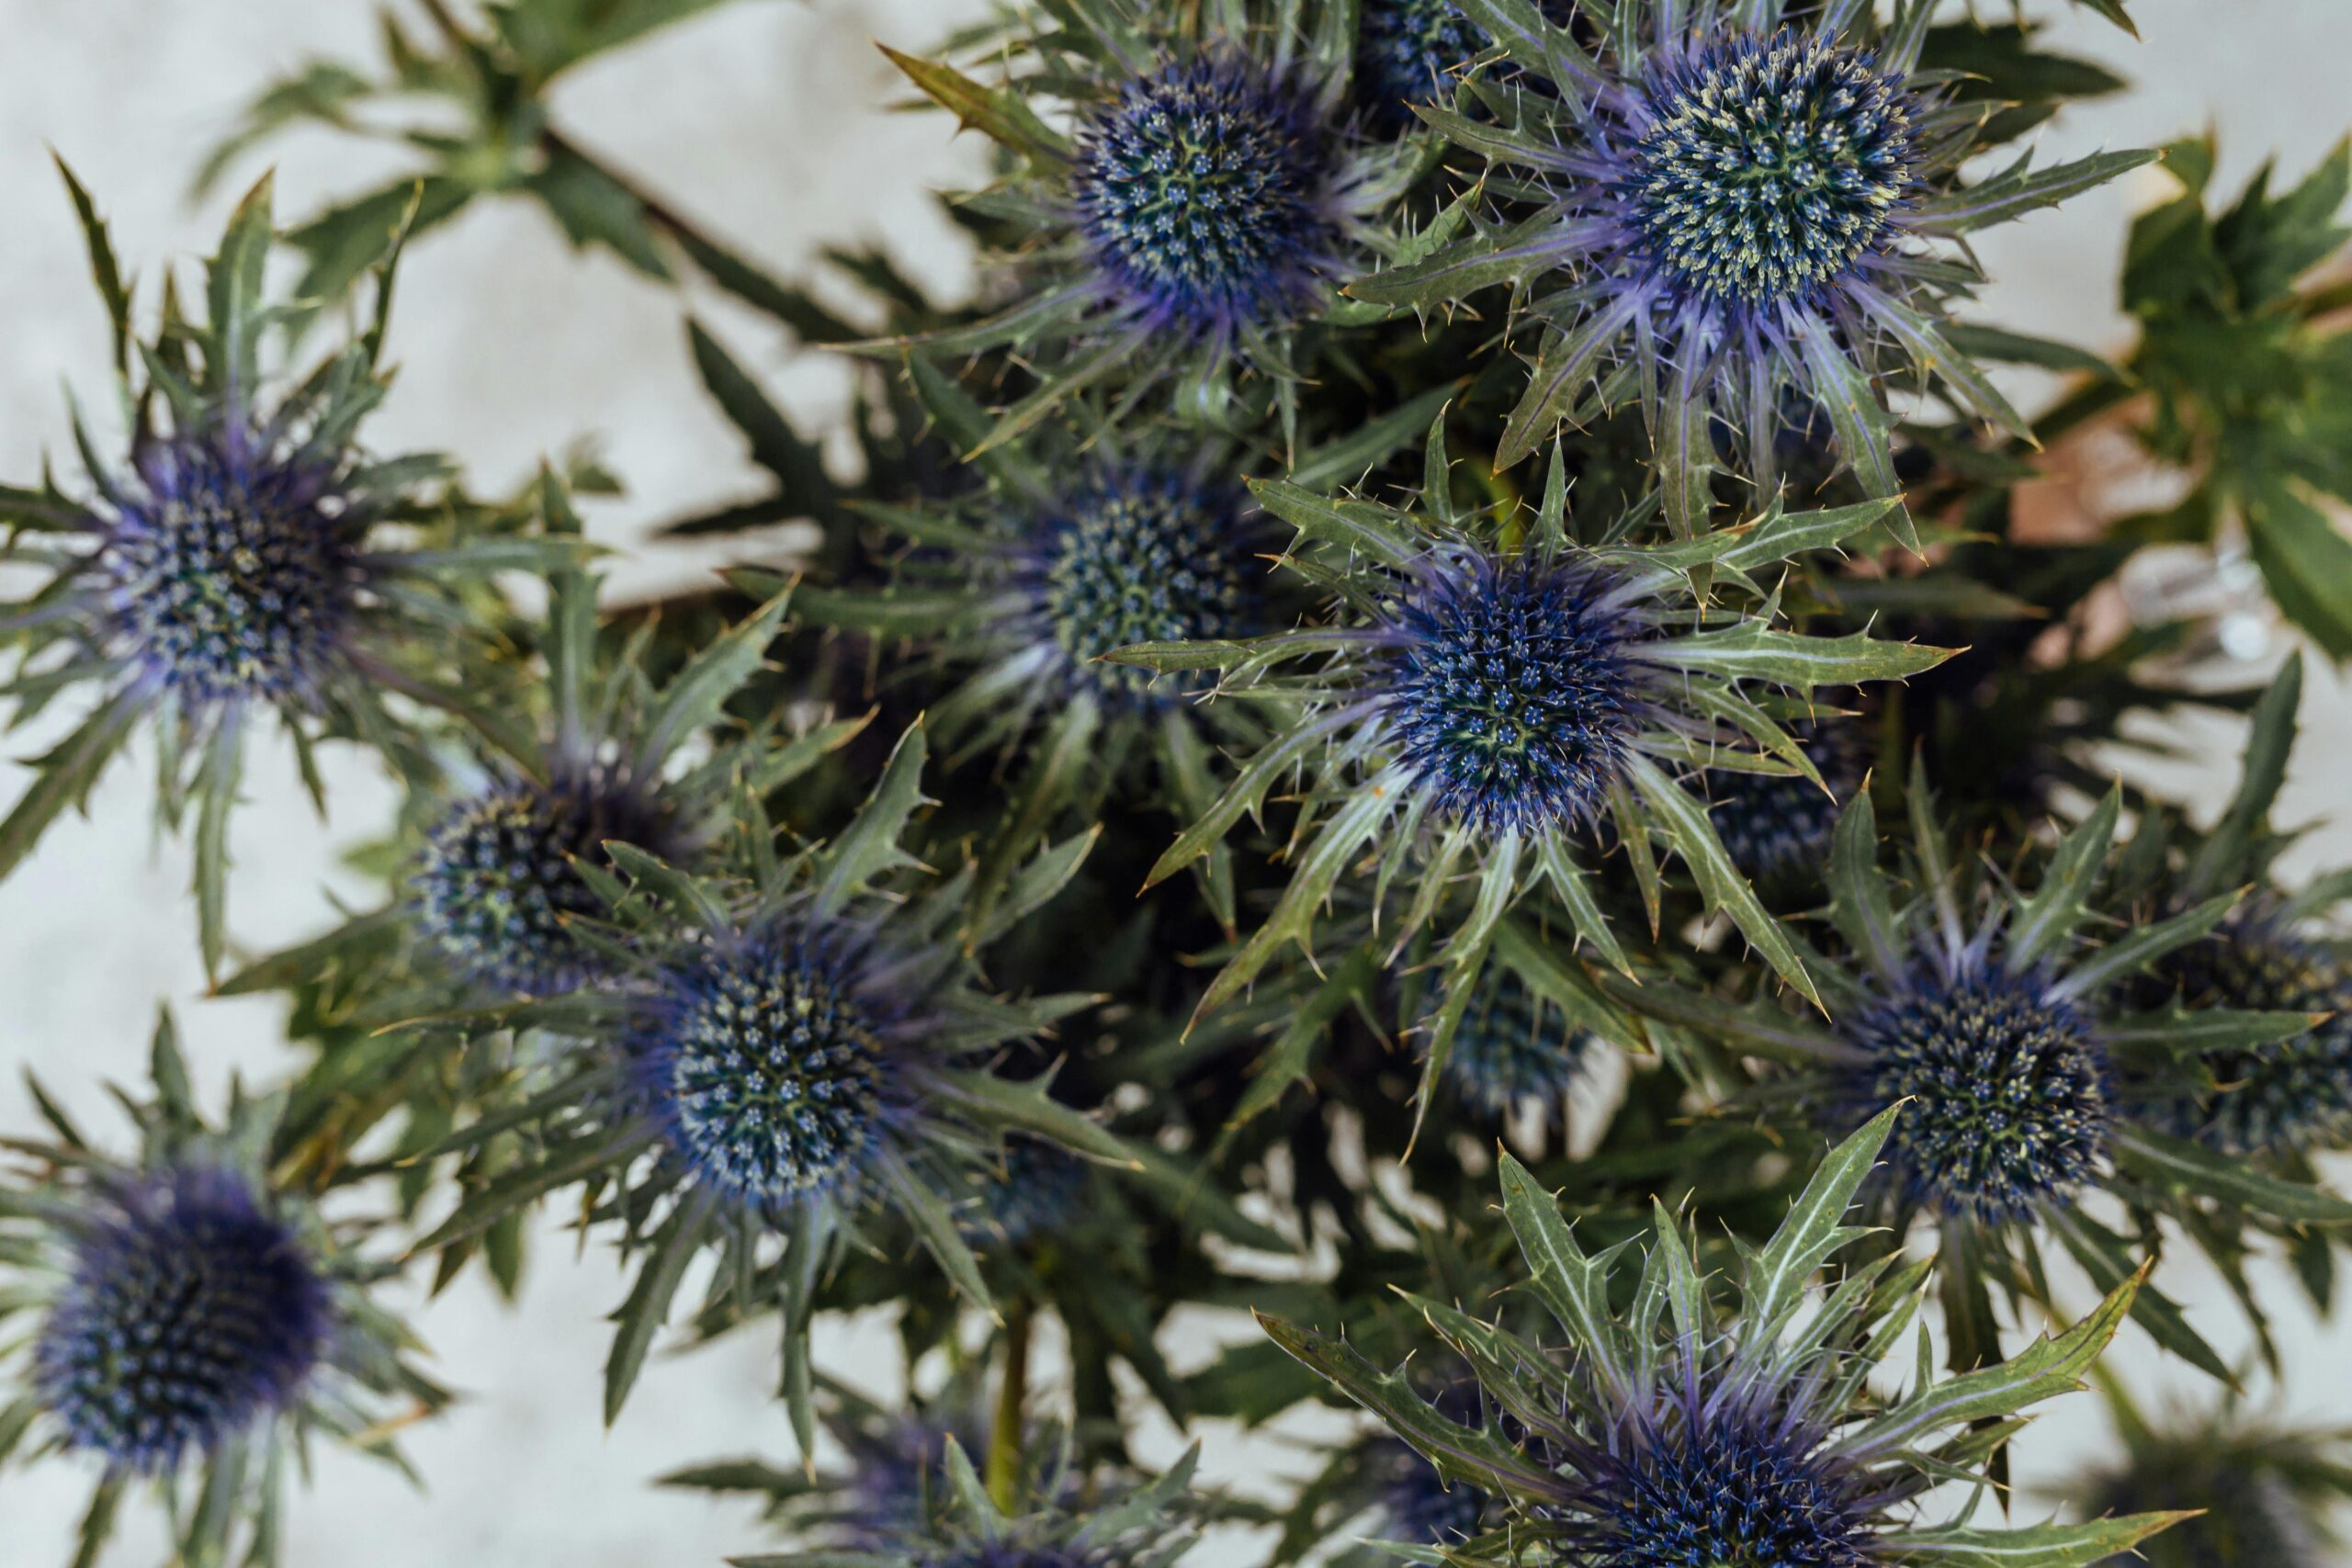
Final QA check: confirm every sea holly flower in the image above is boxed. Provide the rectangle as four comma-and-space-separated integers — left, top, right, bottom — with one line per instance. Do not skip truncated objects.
0, 170, 559, 975
2061, 1384, 2352, 1568
1348, 1, 2155, 530
876, 0, 1420, 446
772, 378, 1298, 932
1613, 751, 2352, 1377
410, 725, 1126, 1443
0, 1015, 446, 1567
1419, 964, 1600, 1125
727, 1430, 1203, 1568
1116, 446, 1949, 1053
1352, 0, 1579, 131
1705, 712, 1871, 897
1261, 1110, 2189, 1568
2108, 656, 2352, 1161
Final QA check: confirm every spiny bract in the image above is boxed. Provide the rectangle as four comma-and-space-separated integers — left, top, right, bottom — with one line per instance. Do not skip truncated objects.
2143, 922, 2352, 1156
1434, 967, 1596, 1121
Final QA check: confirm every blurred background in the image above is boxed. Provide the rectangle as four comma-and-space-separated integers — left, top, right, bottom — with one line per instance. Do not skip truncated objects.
3, 0, 2348, 1561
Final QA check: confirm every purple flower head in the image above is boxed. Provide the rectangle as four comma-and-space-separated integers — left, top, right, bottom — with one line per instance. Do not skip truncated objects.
1073, 55, 1343, 340
1374, 551, 1643, 838
34, 1166, 331, 1473
96, 423, 368, 715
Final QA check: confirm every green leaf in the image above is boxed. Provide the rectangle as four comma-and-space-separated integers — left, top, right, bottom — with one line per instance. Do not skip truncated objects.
686, 321, 838, 518
879, 45, 1071, 165
1738, 1106, 1897, 1354
2041, 1204, 2232, 1384
286, 177, 470, 305
2049, 891, 2238, 1002
1231, 943, 1377, 1125
604, 1195, 710, 1424
209, 172, 275, 399
815, 724, 930, 916
1289, 384, 1464, 491
1912, 149, 2162, 235
2111, 1124, 2352, 1224
2005, 785, 2120, 972
1885, 1514, 2193, 1566
2188, 652, 2300, 896
877, 1150, 993, 1316
55, 157, 130, 373
1839, 1270, 2142, 1460
934, 1069, 1133, 1168
1497, 1151, 1635, 1404
1247, 479, 1419, 566
1254, 1314, 1573, 1500
637, 588, 790, 768
193, 719, 244, 985
1792, 308, 1899, 499
1623, 753, 1819, 1008
0, 688, 143, 883
2104, 1004, 2330, 1056
2244, 478, 2352, 659
1636, 624, 1951, 687
526, 147, 671, 278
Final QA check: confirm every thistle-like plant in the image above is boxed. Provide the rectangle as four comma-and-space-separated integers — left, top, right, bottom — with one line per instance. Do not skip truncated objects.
409, 724, 1126, 1441
726, 1431, 1202, 1568
1349, 0, 2154, 529
773, 373, 1305, 932
2060, 1382, 2352, 1568
1263, 1109, 2188, 1568
2108, 656, 2352, 1162
877, 0, 1422, 446
1119, 442, 1947, 1040
1616, 754, 2352, 1376
0, 172, 555, 974
0, 1016, 446, 1567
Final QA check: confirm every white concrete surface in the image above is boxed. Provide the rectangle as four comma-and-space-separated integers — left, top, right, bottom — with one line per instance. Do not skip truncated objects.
2, 1, 2348, 1562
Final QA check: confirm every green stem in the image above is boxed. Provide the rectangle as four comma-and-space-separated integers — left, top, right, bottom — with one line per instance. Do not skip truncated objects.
984, 1302, 1035, 1513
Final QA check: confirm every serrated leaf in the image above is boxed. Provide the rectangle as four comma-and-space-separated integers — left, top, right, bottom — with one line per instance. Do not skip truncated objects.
814, 724, 930, 916
879, 45, 1071, 165
2111, 1124, 2352, 1224
1497, 1151, 1635, 1404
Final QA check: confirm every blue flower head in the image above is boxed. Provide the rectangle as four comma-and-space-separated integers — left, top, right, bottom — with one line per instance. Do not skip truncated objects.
1707, 716, 1870, 892
416, 763, 679, 997
1349, 3, 2156, 525
1023, 465, 1261, 711
1262, 1112, 2187, 1568
1430, 966, 1596, 1122
630, 916, 902, 1204
34, 1167, 329, 1473
967, 1135, 1093, 1247
1838, 953, 2107, 1225
1377, 554, 1640, 838
2139, 914, 2352, 1156
1074, 56, 1340, 340
0, 1019, 445, 1564
879, 0, 1410, 436
1130, 468, 1948, 1028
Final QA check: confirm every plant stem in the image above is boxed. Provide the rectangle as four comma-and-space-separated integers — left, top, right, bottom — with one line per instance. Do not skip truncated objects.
985, 1302, 1035, 1513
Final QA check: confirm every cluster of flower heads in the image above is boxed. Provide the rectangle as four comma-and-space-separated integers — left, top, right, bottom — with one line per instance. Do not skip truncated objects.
1264, 1112, 2188, 1568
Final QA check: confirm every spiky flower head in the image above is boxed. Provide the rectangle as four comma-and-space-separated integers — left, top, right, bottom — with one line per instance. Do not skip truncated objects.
2138, 917, 2352, 1156
1074, 57, 1339, 339
2064, 1391, 2352, 1568
779, 429, 1278, 932
764, 1431, 1203, 1568
1026, 465, 1262, 711
967, 1136, 1094, 1247
416, 765, 677, 997
0, 1016, 444, 1566
1707, 715, 1870, 892
1348, 2, 2155, 527
1615, 762, 2352, 1379
1263, 1112, 2188, 1568
0, 172, 529, 975
1839, 953, 2107, 1225
34, 1166, 329, 1472
1123, 458, 1945, 1030
1430, 966, 1596, 1122
408, 726, 1125, 1431
879, 1, 1412, 437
